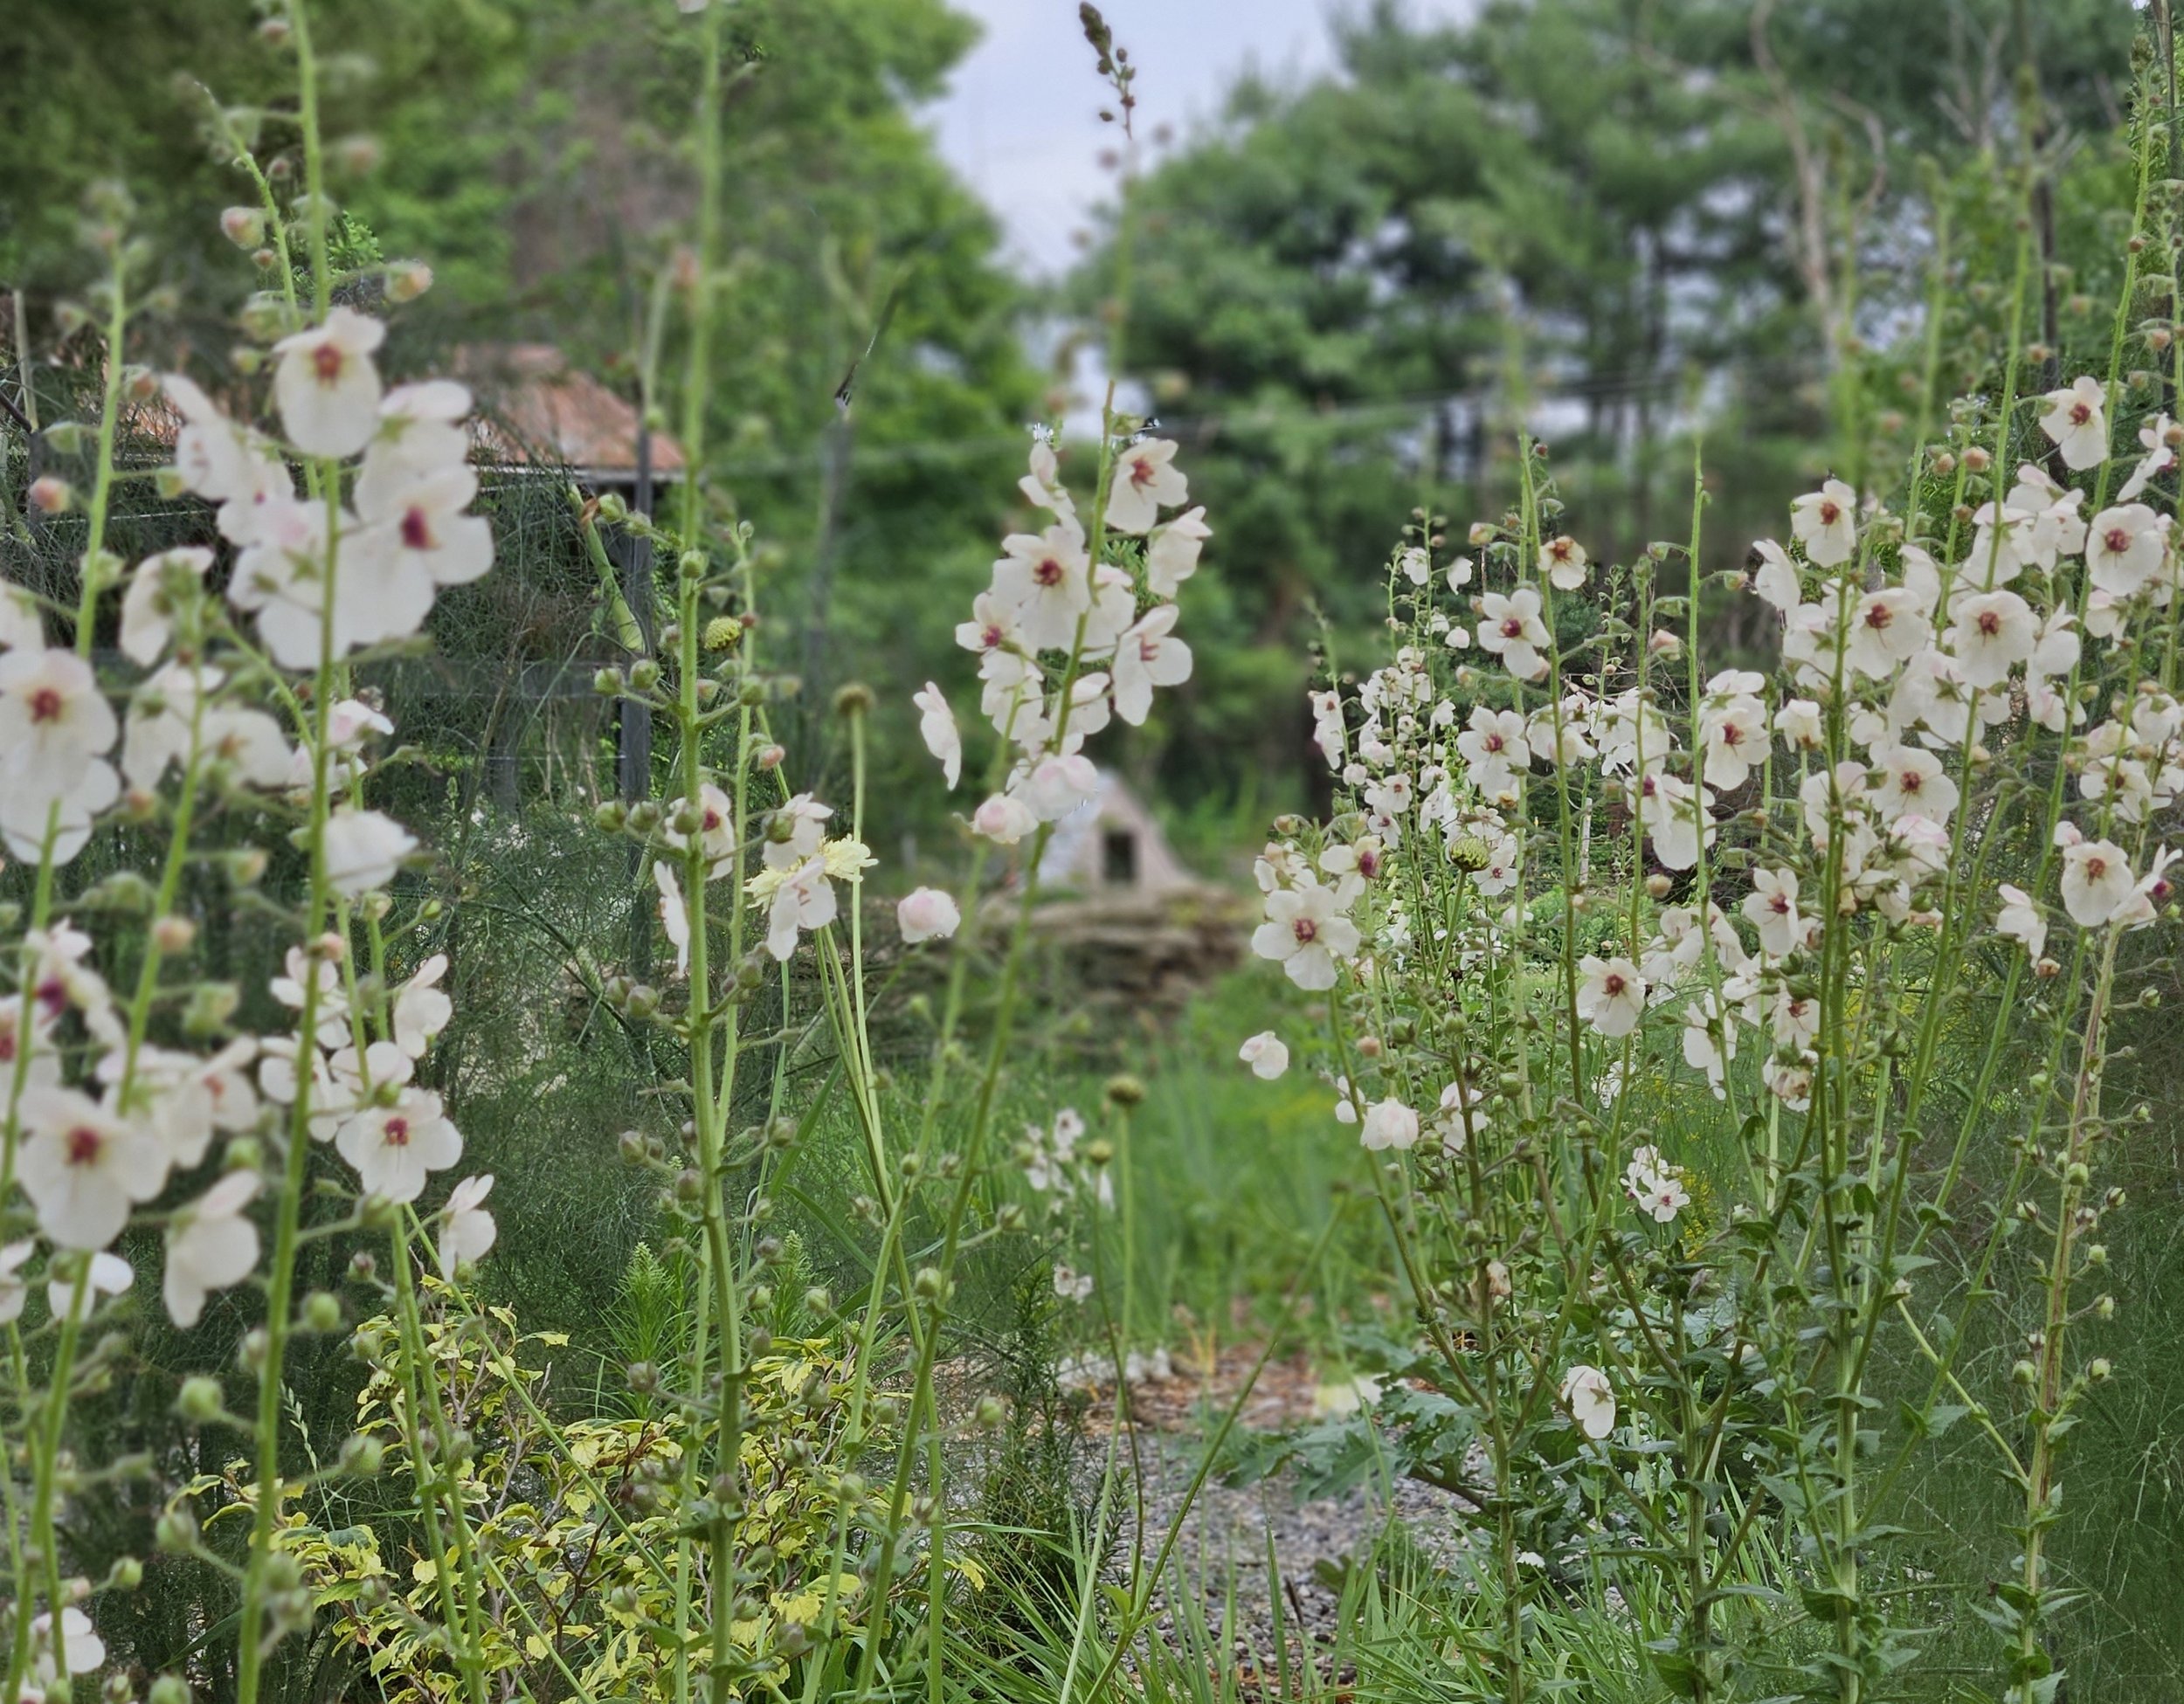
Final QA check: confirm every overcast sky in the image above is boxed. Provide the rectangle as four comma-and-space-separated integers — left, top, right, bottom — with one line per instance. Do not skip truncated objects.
926, 0, 1471, 279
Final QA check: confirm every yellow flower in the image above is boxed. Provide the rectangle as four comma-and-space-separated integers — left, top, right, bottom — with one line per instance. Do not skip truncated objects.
822, 838, 875, 881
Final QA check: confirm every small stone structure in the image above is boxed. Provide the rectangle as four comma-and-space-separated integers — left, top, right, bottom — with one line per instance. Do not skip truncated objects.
1017, 770, 1249, 1021
1035, 769, 1194, 896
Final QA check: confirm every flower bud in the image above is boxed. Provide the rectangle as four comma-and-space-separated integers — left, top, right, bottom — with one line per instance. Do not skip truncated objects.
703, 616, 742, 651
1962, 445, 1992, 473
593, 666, 626, 695
301, 1291, 342, 1334
912, 1266, 945, 1300
627, 659, 661, 692
218, 206, 265, 248
151, 914, 197, 955
2011, 1358, 2037, 1385
105, 1556, 144, 1591
2096, 1294, 2116, 1319
386, 260, 433, 302
175, 1376, 225, 1423
347, 1249, 377, 1280
148, 1679, 190, 1704
2090, 1357, 2112, 1382
1082, 1136, 1115, 1166
28, 476, 74, 514
678, 549, 708, 583
338, 1434, 384, 1476
833, 682, 874, 717
1103, 1073, 1145, 1107
755, 743, 785, 770
154, 1509, 199, 1554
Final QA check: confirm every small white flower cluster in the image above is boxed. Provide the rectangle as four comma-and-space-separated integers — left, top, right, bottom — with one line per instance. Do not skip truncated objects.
732, 793, 876, 965
1622, 1144, 1691, 1225
1019, 1107, 1110, 1219
923, 434, 1203, 844
0, 301, 501, 1342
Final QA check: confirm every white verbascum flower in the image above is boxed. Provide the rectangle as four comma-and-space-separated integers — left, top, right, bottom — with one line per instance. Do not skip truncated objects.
1476, 587, 1550, 680
1750, 539, 1801, 611
1358, 1097, 1420, 1151
1789, 479, 1857, 567
1146, 506, 1210, 596
992, 521, 1091, 651
0, 645, 119, 799
32, 1609, 105, 1679
164, 1170, 261, 1328
273, 306, 387, 458
438, 1175, 498, 1277
896, 886, 961, 943
1845, 587, 1930, 680
1110, 604, 1193, 725
1994, 884, 2046, 960
2084, 503, 2166, 597
17, 1087, 169, 1250
1743, 866, 1809, 956
1945, 590, 2036, 689
913, 682, 962, 789
756, 855, 839, 961
1560, 1364, 1616, 1439
392, 955, 454, 1058
971, 792, 1040, 845
654, 861, 690, 976
2058, 833, 2136, 928
355, 461, 494, 592
0, 1241, 33, 1325
1237, 1031, 1289, 1080
1575, 955, 1647, 1037
336, 1087, 463, 1203
1251, 882, 1361, 990
120, 547, 213, 666
1105, 438, 1187, 534
2037, 375, 2108, 471
321, 810, 418, 895
1539, 534, 1588, 590
47, 1249, 132, 1321
1623, 1145, 1691, 1225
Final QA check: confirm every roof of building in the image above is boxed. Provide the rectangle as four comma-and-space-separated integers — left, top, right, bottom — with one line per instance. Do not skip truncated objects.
90, 342, 683, 486
460, 344, 685, 482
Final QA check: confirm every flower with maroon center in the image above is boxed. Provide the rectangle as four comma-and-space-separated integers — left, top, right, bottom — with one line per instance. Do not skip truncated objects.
1577, 955, 1648, 1037
335, 1087, 463, 1204
1789, 478, 1858, 566
2037, 375, 2108, 471
1252, 881, 1361, 990
1104, 437, 1187, 534
1540, 534, 1588, 590
272, 305, 386, 459
0, 647, 119, 809
2059, 833, 2137, 928
991, 521, 1090, 651
17, 1085, 169, 1250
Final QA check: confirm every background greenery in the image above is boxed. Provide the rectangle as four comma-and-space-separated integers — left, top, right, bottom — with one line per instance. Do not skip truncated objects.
5, 0, 2182, 1697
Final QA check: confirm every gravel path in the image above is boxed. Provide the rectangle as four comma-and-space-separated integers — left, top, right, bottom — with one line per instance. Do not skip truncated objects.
1096, 1425, 1475, 1671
